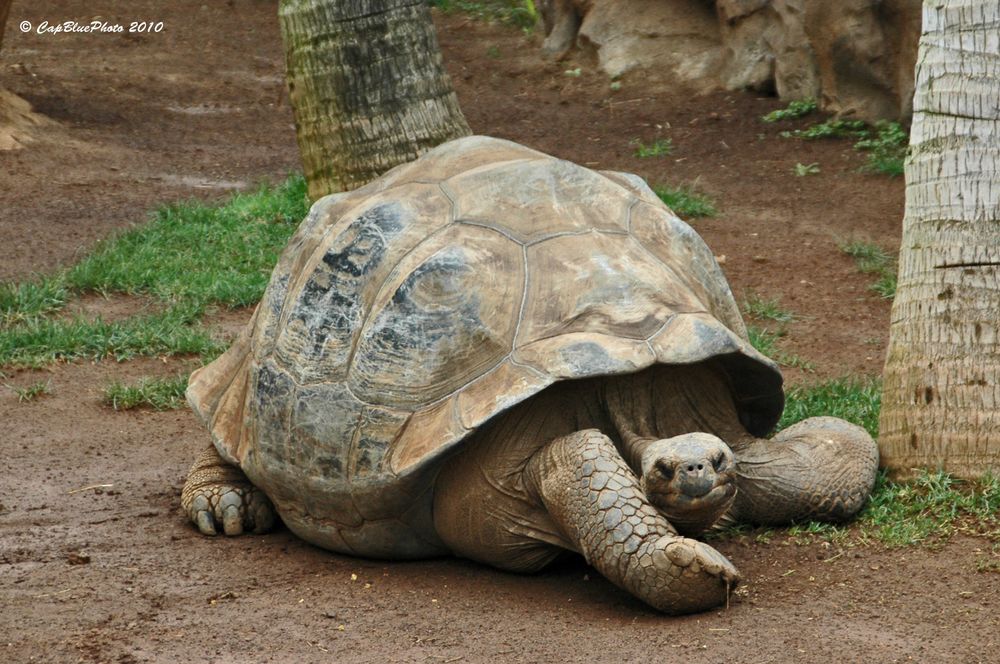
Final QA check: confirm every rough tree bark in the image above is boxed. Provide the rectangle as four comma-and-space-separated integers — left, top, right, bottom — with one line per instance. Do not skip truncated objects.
879, 0, 1000, 478
279, 0, 471, 199
0, 0, 11, 51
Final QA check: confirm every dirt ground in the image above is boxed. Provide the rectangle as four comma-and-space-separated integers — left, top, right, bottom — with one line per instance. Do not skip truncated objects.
3, 2, 999, 663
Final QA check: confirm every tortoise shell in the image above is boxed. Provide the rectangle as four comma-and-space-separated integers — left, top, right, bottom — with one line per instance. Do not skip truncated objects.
187, 136, 783, 558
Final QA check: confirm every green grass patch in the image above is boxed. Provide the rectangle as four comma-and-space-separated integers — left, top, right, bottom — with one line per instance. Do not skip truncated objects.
778, 469, 1000, 549
65, 176, 308, 309
793, 162, 820, 177
429, 0, 537, 29
747, 325, 813, 371
0, 175, 307, 370
103, 374, 189, 411
780, 117, 907, 177
747, 324, 779, 358
631, 138, 673, 158
744, 295, 811, 370
841, 240, 891, 273
743, 293, 796, 324
780, 118, 868, 140
787, 520, 852, 546
870, 272, 897, 300
653, 185, 716, 218
779, 377, 882, 437
7, 379, 52, 402
854, 121, 907, 176
761, 99, 817, 123
858, 470, 1000, 547
0, 304, 224, 369
721, 469, 1000, 549
0, 277, 69, 325
976, 549, 1000, 573
840, 240, 897, 300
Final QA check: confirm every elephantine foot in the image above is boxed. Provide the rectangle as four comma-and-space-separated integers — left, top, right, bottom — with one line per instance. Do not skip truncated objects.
632, 535, 740, 614
181, 445, 276, 536
730, 416, 879, 526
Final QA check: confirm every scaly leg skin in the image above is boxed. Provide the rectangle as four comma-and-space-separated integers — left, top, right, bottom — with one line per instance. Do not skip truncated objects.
726, 416, 879, 526
181, 444, 276, 536
524, 429, 739, 615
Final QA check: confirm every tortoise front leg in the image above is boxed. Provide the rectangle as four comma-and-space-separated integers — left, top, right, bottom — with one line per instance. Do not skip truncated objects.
181, 444, 276, 536
726, 417, 879, 526
524, 429, 739, 614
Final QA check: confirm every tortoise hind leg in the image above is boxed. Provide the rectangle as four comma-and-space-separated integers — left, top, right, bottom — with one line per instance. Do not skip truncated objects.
181, 444, 276, 536
523, 430, 739, 614
726, 417, 879, 526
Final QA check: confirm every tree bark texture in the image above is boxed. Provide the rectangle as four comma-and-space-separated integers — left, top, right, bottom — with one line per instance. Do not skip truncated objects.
1, 0, 12, 51
879, 0, 1000, 478
279, 0, 471, 199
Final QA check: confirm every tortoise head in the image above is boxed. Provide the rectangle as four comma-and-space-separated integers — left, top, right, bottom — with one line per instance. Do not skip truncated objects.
639, 433, 736, 536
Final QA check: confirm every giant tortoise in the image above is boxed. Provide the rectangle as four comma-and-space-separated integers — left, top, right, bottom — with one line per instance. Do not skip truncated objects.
183, 136, 878, 614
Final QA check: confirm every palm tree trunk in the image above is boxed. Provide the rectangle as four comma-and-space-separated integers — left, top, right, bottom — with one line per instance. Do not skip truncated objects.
0, 0, 12, 51
279, 0, 471, 199
879, 0, 1000, 478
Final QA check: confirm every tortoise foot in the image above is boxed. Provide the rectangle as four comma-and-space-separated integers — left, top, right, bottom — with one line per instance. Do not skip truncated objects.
634, 535, 740, 614
730, 416, 879, 526
181, 445, 276, 536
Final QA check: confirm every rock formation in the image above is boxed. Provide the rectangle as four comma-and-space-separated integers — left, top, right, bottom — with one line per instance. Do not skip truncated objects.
537, 0, 922, 122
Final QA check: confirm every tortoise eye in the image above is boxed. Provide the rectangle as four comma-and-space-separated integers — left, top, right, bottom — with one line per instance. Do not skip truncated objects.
655, 460, 674, 480
712, 454, 725, 471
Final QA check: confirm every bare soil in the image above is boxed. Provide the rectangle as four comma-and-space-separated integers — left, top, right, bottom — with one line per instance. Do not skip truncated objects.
2, 2, 998, 663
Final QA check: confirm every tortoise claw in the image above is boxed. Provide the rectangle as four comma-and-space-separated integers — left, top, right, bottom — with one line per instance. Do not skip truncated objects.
220, 491, 245, 536
195, 508, 217, 536
663, 536, 739, 585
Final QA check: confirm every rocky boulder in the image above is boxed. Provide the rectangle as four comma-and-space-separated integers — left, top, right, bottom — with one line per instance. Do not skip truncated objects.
537, 0, 922, 122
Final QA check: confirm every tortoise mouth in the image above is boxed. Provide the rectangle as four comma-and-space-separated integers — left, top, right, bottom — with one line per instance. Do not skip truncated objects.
647, 481, 736, 534
655, 481, 736, 510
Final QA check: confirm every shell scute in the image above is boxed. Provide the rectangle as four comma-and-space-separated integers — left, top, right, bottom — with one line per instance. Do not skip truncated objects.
446, 158, 632, 244
518, 233, 700, 346
378, 135, 546, 189
348, 223, 524, 408
629, 201, 746, 338
351, 405, 410, 478
288, 382, 363, 477
512, 332, 657, 380
255, 191, 368, 361
599, 170, 662, 206
272, 185, 453, 384
455, 361, 551, 432
246, 360, 296, 477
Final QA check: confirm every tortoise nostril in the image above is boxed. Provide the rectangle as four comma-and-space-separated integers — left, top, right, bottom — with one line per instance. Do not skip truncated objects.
686, 465, 695, 473
697, 463, 704, 471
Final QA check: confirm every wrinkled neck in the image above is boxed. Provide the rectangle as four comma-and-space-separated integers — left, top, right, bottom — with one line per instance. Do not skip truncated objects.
602, 363, 753, 474
603, 371, 661, 474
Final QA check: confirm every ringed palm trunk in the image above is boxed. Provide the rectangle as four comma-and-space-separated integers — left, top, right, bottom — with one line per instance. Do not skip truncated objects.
279, 0, 471, 199
879, 0, 1000, 478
